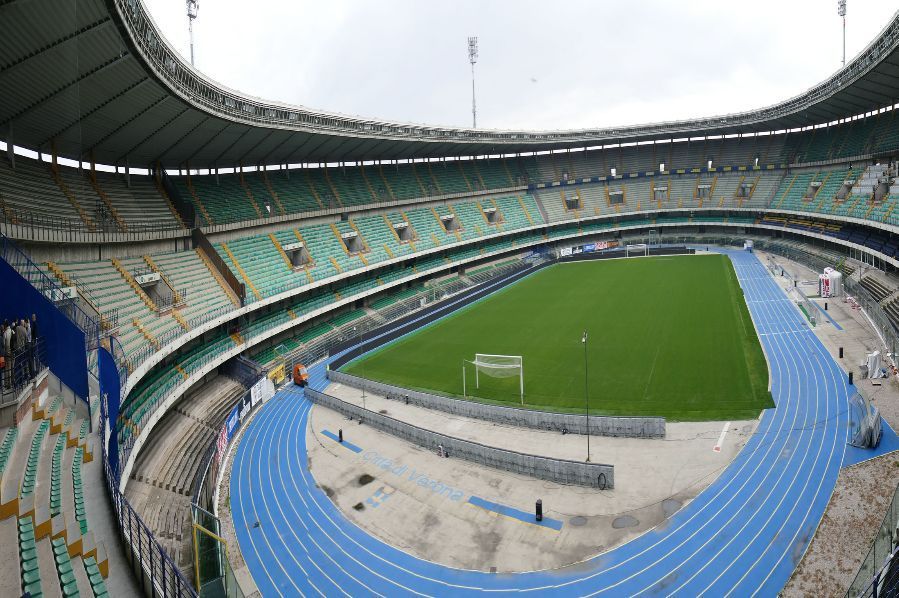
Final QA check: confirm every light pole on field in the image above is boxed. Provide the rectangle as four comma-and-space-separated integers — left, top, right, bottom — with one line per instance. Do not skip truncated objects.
354, 326, 366, 410
582, 329, 591, 462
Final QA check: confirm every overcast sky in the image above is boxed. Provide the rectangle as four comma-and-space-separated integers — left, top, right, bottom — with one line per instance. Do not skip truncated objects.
143, 0, 896, 132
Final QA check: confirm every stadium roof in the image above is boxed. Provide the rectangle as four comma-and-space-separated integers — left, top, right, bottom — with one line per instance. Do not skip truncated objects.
2, 0, 899, 169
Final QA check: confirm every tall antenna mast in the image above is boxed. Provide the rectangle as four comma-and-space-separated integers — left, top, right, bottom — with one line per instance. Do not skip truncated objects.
838, 0, 846, 67
187, 0, 199, 67
468, 37, 478, 128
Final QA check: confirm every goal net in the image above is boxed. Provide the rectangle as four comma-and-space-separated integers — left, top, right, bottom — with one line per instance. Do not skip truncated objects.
463, 354, 524, 403
626, 243, 648, 257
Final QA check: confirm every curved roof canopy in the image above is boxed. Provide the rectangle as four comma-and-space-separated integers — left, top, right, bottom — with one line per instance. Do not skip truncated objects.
2, 0, 899, 169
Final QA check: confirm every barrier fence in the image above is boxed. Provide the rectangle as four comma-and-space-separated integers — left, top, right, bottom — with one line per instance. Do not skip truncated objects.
306, 388, 614, 489
98, 397, 197, 598
0, 338, 47, 405
189, 376, 273, 597
847, 479, 899, 597
762, 240, 899, 361
328, 370, 665, 439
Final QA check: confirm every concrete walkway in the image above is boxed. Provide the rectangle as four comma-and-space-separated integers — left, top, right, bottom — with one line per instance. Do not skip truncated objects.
307, 400, 751, 572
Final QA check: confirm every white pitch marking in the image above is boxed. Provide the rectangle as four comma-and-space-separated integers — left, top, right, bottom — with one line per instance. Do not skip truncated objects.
713, 422, 731, 453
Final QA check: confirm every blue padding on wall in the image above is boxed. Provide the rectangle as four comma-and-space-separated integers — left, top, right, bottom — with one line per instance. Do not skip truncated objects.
0, 257, 88, 399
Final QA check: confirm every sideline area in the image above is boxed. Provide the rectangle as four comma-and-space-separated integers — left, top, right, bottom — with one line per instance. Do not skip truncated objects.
224, 248, 856, 595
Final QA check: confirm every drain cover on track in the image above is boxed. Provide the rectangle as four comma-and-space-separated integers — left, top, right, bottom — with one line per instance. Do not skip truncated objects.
662, 499, 682, 518
569, 516, 588, 527
612, 515, 639, 529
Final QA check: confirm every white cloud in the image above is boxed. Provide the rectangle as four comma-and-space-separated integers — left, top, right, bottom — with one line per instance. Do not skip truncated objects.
143, 0, 898, 130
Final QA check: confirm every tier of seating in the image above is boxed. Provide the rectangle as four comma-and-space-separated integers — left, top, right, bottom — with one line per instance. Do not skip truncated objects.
213, 194, 544, 301
783, 109, 899, 164
2, 395, 108, 598
4, 110, 899, 237
126, 375, 246, 574
166, 136, 799, 225
0, 155, 181, 232
537, 172, 775, 223
249, 253, 532, 368
42, 249, 238, 362
43, 259, 185, 359
860, 276, 894, 302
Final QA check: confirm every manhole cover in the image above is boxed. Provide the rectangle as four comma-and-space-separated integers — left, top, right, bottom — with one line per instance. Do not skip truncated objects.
352, 502, 365, 511
612, 515, 639, 529
569, 516, 588, 527
662, 499, 682, 518
358, 474, 375, 486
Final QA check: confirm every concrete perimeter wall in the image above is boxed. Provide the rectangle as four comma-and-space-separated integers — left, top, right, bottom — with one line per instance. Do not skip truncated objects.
328, 371, 665, 439
306, 388, 614, 489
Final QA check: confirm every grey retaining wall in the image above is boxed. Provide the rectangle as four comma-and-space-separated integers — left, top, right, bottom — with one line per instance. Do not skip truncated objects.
328, 370, 665, 439
306, 388, 614, 489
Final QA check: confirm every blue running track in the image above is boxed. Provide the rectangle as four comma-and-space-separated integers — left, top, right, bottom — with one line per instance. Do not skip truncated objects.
230, 250, 854, 596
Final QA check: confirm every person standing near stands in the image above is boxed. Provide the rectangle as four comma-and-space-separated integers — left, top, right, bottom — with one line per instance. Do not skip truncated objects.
5, 320, 14, 357
24, 317, 33, 378
29, 314, 38, 376
16, 319, 27, 351
0, 323, 7, 390
13, 319, 26, 384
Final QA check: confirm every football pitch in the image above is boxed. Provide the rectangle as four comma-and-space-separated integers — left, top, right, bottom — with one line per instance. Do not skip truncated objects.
342, 255, 774, 421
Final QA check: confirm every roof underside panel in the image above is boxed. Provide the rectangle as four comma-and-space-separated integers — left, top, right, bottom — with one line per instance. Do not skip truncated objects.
1, 0, 899, 168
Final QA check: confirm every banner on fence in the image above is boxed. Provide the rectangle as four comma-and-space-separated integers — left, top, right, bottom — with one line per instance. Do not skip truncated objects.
561, 241, 616, 257
251, 376, 275, 407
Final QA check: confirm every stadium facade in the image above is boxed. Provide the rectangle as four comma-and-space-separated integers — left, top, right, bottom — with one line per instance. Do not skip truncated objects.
3, 1, 899, 595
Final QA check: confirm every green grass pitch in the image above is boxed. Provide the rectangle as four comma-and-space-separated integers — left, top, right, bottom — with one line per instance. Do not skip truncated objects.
343, 255, 774, 421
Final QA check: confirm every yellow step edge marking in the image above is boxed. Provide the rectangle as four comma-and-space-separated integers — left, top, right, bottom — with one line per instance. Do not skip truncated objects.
221, 243, 263, 301
330, 223, 350, 254
172, 309, 190, 332
516, 195, 535, 226
269, 233, 293, 270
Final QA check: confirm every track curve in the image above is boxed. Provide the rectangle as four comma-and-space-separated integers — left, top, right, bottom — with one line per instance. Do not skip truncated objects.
230, 250, 850, 596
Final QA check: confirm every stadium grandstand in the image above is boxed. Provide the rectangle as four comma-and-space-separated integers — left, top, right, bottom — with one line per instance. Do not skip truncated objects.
4, 0, 899, 596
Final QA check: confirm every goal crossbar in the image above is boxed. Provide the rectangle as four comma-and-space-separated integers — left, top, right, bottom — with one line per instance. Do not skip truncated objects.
463, 354, 524, 403
626, 243, 648, 257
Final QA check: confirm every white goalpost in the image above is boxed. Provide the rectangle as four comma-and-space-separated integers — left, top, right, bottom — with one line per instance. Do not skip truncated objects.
626, 243, 648, 257
463, 354, 524, 403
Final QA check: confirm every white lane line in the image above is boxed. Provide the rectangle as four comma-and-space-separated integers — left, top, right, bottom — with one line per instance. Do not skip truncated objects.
713, 422, 731, 453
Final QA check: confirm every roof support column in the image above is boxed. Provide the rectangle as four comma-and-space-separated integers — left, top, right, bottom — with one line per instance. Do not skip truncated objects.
125, 158, 131, 188
6, 121, 14, 170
